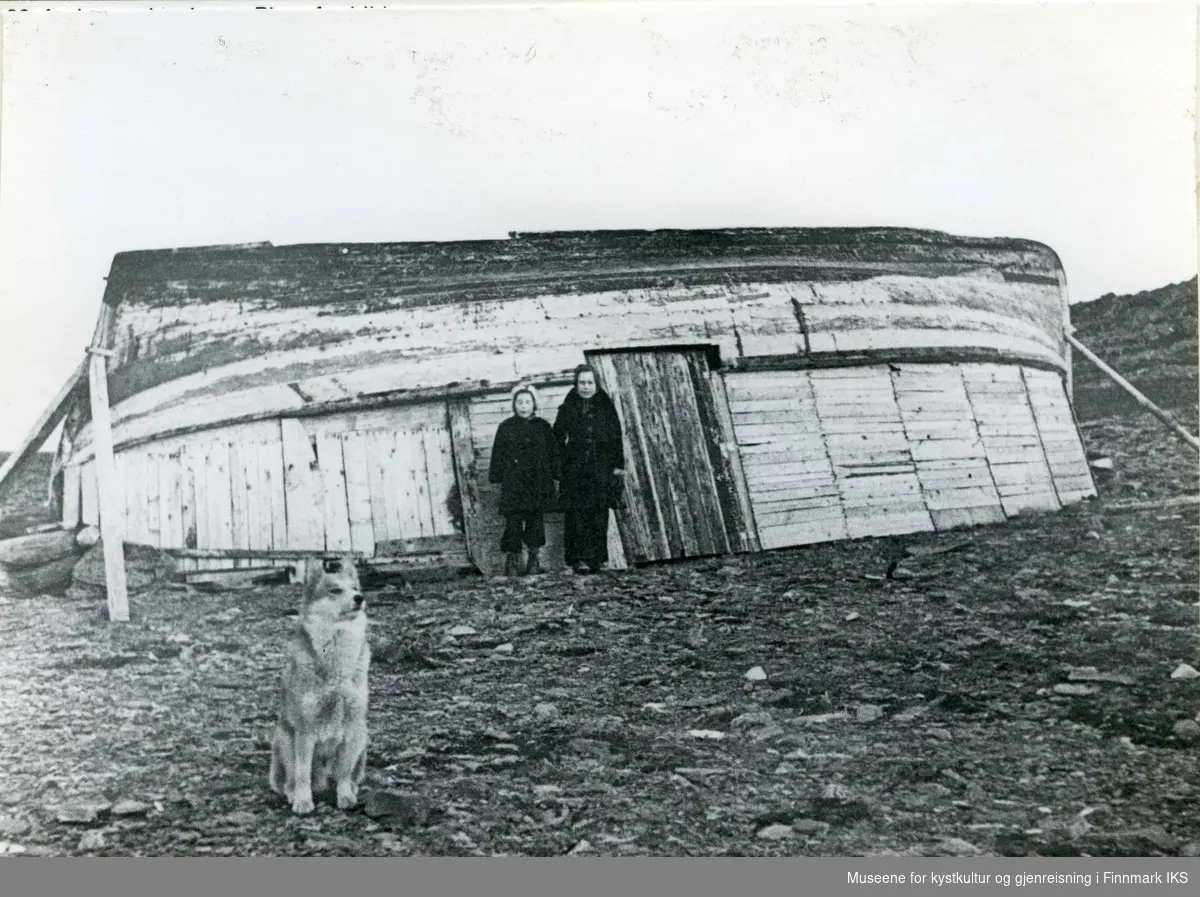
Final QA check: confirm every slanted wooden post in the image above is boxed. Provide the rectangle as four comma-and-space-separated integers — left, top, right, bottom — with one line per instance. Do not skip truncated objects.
1065, 330, 1200, 452
86, 344, 130, 622
0, 359, 87, 504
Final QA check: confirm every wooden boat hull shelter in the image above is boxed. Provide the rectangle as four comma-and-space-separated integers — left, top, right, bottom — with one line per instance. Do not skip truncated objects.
51, 228, 1097, 576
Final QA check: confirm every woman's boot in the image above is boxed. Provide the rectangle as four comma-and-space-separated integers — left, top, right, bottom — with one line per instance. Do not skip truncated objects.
524, 548, 543, 575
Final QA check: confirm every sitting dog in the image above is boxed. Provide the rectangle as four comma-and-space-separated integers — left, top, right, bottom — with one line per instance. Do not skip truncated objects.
269, 556, 370, 815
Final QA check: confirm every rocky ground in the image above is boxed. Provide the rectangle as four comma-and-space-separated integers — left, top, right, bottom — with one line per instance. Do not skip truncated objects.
0, 405, 1196, 857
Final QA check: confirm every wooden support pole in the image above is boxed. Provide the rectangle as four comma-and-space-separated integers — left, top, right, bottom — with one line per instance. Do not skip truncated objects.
1064, 331, 1200, 452
87, 345, 130, 622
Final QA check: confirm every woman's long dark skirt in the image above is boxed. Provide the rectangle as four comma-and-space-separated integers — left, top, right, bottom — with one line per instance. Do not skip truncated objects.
563, 508, 610, 569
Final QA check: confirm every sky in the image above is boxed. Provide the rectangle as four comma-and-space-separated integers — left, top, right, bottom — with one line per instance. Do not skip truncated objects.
0, 0, 1195, 452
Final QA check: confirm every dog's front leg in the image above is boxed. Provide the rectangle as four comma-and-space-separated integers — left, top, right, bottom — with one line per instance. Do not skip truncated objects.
334, 720, 367, 810
290, 729, 318, 815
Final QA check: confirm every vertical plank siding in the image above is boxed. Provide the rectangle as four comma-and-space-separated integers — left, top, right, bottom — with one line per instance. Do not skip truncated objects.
76, 356, 1093, 575
892, 365, 1006, 531
726, 361, 1094, 549
1021, 367, 1098, 505
810, 367, 934, 540
961, 364, 1061, 517
725, 371, 846, 549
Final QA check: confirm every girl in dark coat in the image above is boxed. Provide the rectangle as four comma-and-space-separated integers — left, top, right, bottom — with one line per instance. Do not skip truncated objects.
489, 385, 560, 576
552, 364, 626, 574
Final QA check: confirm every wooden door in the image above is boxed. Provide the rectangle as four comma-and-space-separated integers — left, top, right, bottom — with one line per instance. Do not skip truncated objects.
586, 348, 756, 564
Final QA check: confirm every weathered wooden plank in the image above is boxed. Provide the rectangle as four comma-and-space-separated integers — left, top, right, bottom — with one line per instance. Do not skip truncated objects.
998, 492, 1060, 516
692, 360, 758, 553
820, 420, 909, 436
994, 479, 1060, 497
830, 450, 914, 467
738, 439, 828, 457
447, 399, 482, 568
186, 443, 211, 566
732, 409, 812, 425
156, 453, 174, 548
162, 450, 184, 550
727, 385, 812, 403
364, 429, 394, 544
758, 517, 848, 549
318, 432, 353, 552
747, 465, 839, 485
340, 431, 377, 558
982, 447, 1054, 468
61, 465, 82, 529
975, 426, 1043, 440
281, 419, 325, 551
409, 429, 436, 539
845, 510, 934, 539
592, 353, 671, 563
729, 398, 812, 413
115, 453, 133, 543
81, 461, 99, 526
757, 503, 848, 527
838, 474, 923, 500
238, 441, 263, 551
912, 471, 994, 490
931, 505, 1007, 530
387, 429, 419, 540
763, 520, 847, 545
989, 463, 1056, 487
754, 486, 843, 507
135, 453, 153, 545
729, 421, 830, 440
260, 437, 287, 551
422, 426, 454, 535
298, 403, 449, 438
205, 441, 235, 559
1050, 475, 1097, 492
381, 429, 412, 539
176, 445, 198, 571
145, 453, 163, 548
129, 454, 145, 546
922, 485, 1005, 511
373, 534, 464, 558
909, 440, 988, 462
87, 343, 130, 621
1023, 367, 1096, 502
646, 353, 709, 557
224, 442, 247, 560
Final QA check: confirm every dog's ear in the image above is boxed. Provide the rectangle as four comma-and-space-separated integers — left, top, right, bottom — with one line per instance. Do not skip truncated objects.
303, 561, 326, 596
340, 555, 360, 583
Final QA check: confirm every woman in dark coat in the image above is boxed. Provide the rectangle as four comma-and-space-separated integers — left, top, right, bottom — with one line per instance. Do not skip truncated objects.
489, 385, 560, 576
552, 364, 626, 574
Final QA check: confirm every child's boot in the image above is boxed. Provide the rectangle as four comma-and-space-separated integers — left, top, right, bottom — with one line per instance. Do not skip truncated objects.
504, 551, 523, 577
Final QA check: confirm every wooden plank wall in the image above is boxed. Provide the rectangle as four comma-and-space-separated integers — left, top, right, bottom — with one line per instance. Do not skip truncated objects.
892, 364, 1005, 531
467, 386, 627, 575
726, 362, 1092, 551
59, 363, 1094, 573
1021, 367, 1097, 504
961, 364, 1061, 517
810, 368, 934, 539
725, 371, 846, 550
